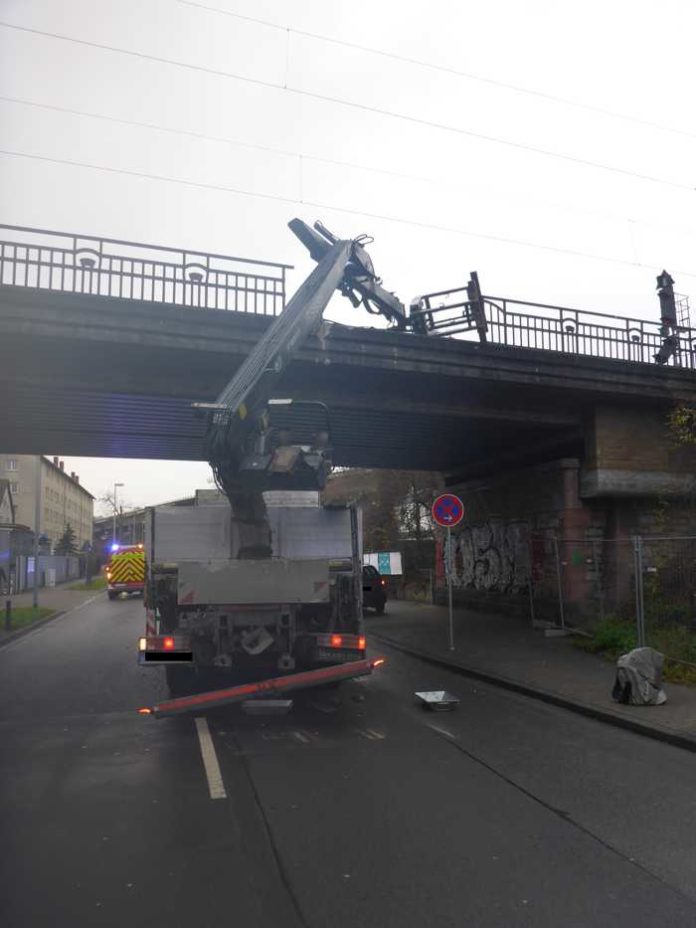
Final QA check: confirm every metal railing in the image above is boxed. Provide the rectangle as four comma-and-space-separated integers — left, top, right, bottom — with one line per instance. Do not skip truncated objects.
412, 286, 696, 369
0, 224, 290, 315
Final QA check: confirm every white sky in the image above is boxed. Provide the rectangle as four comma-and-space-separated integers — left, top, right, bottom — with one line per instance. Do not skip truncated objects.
2, 0, 695, 514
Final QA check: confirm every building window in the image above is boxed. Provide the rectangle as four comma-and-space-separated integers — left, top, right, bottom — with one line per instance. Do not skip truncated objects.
10, 482, 18, 493
6, 459, 17, 470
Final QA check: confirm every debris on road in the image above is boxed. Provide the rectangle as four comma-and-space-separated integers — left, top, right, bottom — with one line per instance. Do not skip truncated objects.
415, 690, 459, 711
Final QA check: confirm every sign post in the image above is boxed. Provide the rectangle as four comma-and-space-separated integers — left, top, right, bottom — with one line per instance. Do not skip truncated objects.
431, 493, 464, 651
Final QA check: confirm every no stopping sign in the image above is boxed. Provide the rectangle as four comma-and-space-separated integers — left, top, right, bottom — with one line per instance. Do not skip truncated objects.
431, 493, 464, 528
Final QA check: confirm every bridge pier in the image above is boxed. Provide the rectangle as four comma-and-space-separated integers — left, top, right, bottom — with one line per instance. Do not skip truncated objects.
439, 406, 696, 626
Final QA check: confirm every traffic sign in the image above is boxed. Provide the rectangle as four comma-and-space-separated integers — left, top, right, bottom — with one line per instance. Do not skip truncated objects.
431, 493, 464, 528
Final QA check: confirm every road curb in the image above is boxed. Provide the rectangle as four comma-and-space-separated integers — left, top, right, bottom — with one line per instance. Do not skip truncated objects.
372, 631, 696, 755
0, 591, 105, 649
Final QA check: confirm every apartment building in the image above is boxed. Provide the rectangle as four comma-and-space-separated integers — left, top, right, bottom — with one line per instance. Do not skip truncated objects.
1, 455, 95, 551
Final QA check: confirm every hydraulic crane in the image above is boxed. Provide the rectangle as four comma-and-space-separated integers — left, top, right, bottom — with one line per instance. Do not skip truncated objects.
200, 219, 407, 556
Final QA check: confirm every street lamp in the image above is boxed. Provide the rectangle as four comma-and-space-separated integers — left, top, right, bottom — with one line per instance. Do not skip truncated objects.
112, 483, 124, 548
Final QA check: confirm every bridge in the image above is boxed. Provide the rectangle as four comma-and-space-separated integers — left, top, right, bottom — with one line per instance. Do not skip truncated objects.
2, 223, 695, 483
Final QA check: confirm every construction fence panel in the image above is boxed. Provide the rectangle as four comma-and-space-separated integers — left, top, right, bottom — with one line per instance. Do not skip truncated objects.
639, 537, 696, 665
539, 537, 636, 629
541, 535, 696, 670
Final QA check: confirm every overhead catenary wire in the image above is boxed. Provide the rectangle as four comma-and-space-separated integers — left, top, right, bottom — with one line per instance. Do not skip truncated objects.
179, 0, 696, 143
3, 146, 695, 281
0, 20, 694, 193
5, 93, 694, 237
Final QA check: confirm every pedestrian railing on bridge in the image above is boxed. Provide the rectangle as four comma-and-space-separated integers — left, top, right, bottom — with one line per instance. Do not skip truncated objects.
0, 224, 290, 316
412, 285, 696, 369
3, 222, 695, 369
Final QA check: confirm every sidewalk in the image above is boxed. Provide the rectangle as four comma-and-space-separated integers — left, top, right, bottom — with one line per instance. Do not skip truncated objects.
0, 579, 105, 645
370, 600, 696, 751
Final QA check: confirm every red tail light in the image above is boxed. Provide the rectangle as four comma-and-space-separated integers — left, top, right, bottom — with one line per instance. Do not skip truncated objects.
380, 579, 386, 586
163, 637, 175, 650
330, 634, 343, 648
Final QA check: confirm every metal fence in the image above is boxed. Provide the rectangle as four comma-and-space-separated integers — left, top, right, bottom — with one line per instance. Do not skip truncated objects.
7, 554, 83, 593
534, 535, 696, 667
0, 223, 290, 316
412, 285, 696, 369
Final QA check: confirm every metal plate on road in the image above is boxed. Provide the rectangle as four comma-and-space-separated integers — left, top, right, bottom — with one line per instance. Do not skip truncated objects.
431, 493, 464, 528
415, 690, 460, 711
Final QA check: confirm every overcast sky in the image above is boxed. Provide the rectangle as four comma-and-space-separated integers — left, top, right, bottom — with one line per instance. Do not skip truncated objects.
2, 0, 696, 514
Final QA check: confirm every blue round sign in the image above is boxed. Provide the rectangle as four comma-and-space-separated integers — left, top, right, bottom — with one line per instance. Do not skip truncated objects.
431, 493, 464, 528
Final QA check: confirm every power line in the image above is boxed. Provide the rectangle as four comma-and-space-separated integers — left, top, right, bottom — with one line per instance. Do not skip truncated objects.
179, 0, 696, 143
1, 20, 694, 194
5, 93, 690, 236
2, 147, 694, 280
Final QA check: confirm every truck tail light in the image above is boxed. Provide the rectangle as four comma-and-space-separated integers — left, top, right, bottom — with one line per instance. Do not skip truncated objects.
316, 633, 366, 653
380, 579, 386, 586
138, 635, 192, 664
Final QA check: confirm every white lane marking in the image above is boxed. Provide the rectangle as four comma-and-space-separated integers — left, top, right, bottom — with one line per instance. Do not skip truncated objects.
292, 730, 311, 743
427, 723, 457, 739
194, 717, 227, 800
357, 728, 386, 741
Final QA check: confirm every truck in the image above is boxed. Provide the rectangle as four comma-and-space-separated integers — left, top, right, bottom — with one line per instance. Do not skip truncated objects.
137, 221, 398, 716
140, 490, 366, 698
106, 543, 146, 600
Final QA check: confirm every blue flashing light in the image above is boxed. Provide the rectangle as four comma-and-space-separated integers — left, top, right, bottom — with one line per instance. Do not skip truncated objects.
110, 543, 120, 552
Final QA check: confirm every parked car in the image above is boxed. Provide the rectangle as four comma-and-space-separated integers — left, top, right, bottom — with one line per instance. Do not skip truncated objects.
362, 565, 387, 615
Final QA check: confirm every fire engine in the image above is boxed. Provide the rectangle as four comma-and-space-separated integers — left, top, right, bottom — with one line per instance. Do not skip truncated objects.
106, 543, 145, 600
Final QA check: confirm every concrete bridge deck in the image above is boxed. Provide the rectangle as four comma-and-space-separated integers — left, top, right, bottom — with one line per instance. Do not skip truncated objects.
2, 284, 696, 474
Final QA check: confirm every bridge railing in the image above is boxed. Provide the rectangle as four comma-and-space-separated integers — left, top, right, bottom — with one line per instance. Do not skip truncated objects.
0, 224, 290, 316
484, 296, 696, 367
413, 285, 696, 369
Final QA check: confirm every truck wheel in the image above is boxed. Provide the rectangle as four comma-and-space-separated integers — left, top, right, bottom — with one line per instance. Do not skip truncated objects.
376, 602, 386, 615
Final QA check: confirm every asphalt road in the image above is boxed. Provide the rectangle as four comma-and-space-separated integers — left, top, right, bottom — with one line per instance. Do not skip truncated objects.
2, 596, 696, 927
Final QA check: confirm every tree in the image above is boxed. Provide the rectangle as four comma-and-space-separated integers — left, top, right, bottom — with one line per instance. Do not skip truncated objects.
98, 490, 128, 519
55, 522, 78, 555
669, 406, 696, 446
323, 468, 443, 558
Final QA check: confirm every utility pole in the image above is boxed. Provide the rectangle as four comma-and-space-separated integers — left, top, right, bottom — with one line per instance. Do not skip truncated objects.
32, 456, 42, 608
112, 482, 124, 547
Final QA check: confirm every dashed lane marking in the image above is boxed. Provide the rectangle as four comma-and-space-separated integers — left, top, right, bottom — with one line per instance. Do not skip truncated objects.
194, 717, 227, 800
357, 728, 386, 741
427, 723, 457, 739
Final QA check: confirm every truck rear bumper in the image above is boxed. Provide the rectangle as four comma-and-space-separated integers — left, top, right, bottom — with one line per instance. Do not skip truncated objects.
139, 656, 385, 718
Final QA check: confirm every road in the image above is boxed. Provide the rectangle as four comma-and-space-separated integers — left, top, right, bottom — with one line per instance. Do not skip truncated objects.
2, 596, 696, 927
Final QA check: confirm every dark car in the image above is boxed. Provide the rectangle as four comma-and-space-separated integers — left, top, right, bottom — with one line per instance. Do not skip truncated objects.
362, 565, 387, 615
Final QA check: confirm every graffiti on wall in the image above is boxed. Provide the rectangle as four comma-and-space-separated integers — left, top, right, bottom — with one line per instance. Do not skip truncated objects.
446, 519, 530, 593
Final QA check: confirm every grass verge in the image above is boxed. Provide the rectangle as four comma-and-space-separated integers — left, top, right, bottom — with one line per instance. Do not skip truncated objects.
3, 606, 55, 631
68, 577, 106, 591
575, 617, 696, 685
